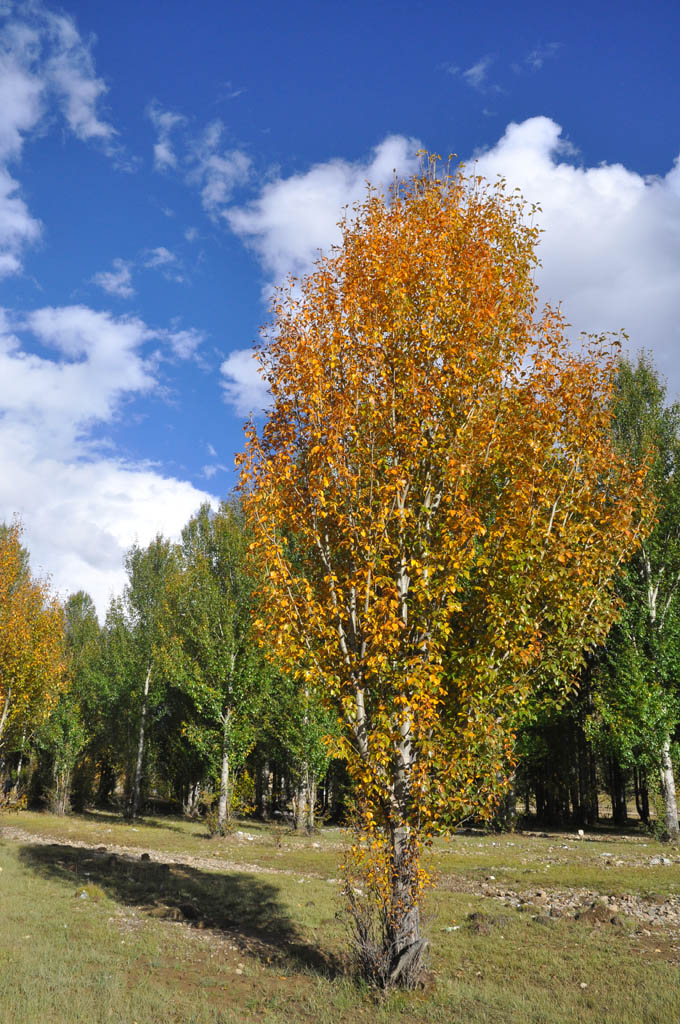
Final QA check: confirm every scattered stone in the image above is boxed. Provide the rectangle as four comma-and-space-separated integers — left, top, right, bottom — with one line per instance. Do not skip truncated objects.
649, 856, 672, 866
576, 902, 620, 926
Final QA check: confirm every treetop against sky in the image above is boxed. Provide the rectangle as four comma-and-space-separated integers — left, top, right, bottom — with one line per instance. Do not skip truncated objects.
0, 0, 678, 614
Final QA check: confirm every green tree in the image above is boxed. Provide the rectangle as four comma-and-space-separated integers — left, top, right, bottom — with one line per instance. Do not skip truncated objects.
593, 354, 680, 838
36, 591, 101, 814
158, 501, 267, 833
122, 535, 176, 819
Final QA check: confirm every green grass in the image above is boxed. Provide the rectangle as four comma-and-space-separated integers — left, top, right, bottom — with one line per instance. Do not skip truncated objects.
1, 811, 679, 1023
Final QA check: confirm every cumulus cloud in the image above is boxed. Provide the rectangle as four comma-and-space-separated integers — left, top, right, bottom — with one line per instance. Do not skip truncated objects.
227, 135, 421, 283
0, 305, 214, 613
220, 348, 269, 417
92, 257, 134, 298
471, 116, 680, 392
0, 1, 115, 274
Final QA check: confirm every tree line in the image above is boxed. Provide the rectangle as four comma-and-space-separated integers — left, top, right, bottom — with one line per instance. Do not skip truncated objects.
0, 502, 339, 834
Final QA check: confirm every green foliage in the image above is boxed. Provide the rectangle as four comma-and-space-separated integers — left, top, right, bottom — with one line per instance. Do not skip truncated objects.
157, 500, 270, 824
590, 354, 680, 775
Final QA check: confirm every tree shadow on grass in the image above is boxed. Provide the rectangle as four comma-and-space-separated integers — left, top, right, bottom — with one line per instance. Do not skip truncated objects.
20, 842, 341, 978
78, 809, 191, 836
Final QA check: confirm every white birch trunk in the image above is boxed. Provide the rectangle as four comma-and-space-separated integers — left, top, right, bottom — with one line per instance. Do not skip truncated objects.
130, 664, 151, 820
0, 687, 12, 746
659, 734, 679, 839
217, 711, 232, 833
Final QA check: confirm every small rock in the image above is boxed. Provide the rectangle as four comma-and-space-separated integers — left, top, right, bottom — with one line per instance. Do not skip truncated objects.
576, 902, 616, 926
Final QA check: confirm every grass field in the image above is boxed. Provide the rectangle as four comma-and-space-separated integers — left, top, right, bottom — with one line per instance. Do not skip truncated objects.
1, 810, 679, 1023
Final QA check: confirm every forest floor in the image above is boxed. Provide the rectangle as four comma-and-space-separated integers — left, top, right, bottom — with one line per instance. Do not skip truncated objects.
1, 810, 679, 1024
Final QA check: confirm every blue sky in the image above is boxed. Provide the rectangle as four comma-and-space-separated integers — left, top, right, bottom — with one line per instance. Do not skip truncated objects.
1, 0, 679, 613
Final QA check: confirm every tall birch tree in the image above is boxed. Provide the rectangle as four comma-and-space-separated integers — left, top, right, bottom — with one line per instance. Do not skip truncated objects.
240, 163, 649, 985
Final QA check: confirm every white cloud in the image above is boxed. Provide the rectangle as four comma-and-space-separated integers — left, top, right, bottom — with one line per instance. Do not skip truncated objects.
92, 257, 134, 298
0, 304, 214, 613
524, 43, 561, 71
188, 120, 251, 217
147, 101, 185, 170
144, 245, 176, 268
220, 348, 269, 417
462, 55, 493, 90
0, 2, 115, 274
160, 325, 204, 360
44, 10, 115, 144
471, 116, 680, 393
147, 109, 250, 222
227, 135, 421, 283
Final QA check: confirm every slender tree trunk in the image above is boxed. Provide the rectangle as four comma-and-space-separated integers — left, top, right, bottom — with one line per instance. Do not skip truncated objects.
217, 711, 232, 834
659, 735, 679, 839
294, 775, 307, 831
308, 776, 317, 830
634, 766, 650, 825
587, 745, 599, 826
0, 687, 12, 746
129, 664, 151, 820
12, 728, 27, 796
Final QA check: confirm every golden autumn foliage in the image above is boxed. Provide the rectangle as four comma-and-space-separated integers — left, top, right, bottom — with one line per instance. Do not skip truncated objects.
239, 162, 650, 984
0, 522, 66, 752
